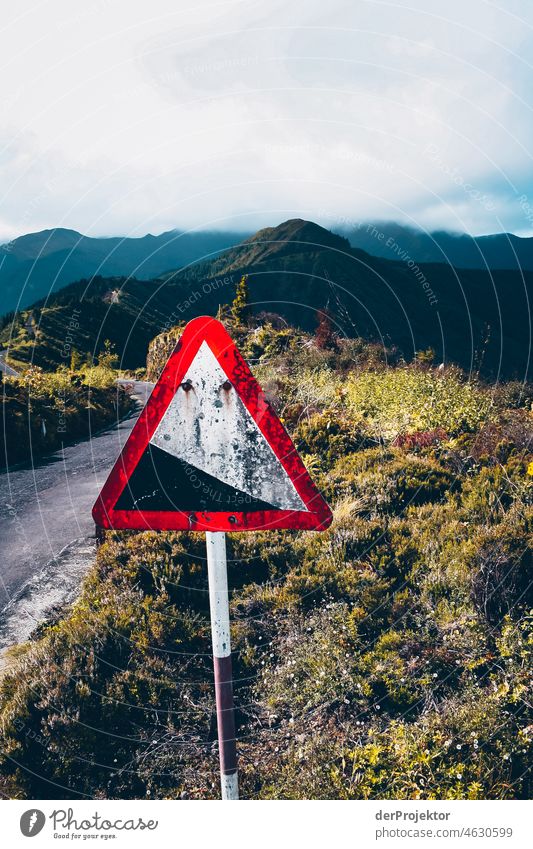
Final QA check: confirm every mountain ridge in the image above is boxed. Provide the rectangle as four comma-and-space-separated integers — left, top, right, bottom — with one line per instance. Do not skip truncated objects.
2, 218, 532, 380
0, 227, 250, 314
3, 219, 533, 317
345, 222, 533, 271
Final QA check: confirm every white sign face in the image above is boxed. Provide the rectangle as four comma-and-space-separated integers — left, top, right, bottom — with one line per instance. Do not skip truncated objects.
151, 342, 307, 511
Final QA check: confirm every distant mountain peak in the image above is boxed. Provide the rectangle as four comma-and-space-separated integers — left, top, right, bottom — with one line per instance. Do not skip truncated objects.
244, 218, 350, 252
1, 228, 85, 262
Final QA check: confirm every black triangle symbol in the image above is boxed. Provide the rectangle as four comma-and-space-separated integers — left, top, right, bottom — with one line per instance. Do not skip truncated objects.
114, 443, 278, 513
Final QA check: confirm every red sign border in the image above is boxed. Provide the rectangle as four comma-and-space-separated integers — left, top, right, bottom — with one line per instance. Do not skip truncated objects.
92, 316, 333, 532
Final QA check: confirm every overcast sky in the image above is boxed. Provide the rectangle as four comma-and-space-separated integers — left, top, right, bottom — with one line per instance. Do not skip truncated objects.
1, 0, 533, 240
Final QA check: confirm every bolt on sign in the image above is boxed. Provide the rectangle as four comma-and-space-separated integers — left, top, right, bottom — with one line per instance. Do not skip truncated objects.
93, 316, 332, 799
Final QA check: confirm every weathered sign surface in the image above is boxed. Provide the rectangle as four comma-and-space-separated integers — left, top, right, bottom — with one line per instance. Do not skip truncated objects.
92, 316, 332, 532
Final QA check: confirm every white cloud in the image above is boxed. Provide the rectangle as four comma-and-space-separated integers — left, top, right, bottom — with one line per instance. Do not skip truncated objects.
1, 0, 532, 239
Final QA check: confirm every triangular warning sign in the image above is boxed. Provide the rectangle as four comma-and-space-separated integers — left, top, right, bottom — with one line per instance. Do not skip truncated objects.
92, 317, 333, 532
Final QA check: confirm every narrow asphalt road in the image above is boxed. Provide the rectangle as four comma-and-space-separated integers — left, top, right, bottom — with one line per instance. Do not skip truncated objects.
0, 350, 19, 377
0, 380, 153, 648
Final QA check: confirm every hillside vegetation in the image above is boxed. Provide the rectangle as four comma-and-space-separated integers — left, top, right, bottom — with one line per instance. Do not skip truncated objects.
168, 219, 533, 380
0, 354, 133, 467
0, 275, 181, 371
0, 316, 531, 800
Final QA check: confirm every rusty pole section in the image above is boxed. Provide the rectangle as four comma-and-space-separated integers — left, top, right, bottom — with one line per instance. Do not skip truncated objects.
206, 531, 239, 800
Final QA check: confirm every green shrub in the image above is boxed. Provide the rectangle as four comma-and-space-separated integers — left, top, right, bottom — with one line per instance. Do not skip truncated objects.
328, 448, 455, 514
294, 410, 368, 469
1, 367, 133, 467
346, 368, 492, 440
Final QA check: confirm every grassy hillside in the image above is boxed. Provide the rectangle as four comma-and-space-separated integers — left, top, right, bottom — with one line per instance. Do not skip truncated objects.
2, 218, 533, 379
0, 362, 133, 468
171, 219, 533, 380
0, 318, 531, 800
0, 275, 187, 371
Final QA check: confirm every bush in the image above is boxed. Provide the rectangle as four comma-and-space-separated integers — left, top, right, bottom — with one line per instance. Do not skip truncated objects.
345, 369, 492, 441
0, 366, 132, 467
328, 448, 455, 514
294, 411, 368, 468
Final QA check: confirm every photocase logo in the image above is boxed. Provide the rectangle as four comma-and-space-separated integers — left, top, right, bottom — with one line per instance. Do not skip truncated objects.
20, 809, 46, 837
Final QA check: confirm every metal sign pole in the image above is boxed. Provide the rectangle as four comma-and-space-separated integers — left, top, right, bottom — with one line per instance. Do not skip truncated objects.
205, 531, 239, 800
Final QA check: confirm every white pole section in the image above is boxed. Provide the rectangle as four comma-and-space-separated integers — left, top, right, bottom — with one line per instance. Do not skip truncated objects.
206, 531, 239, 800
